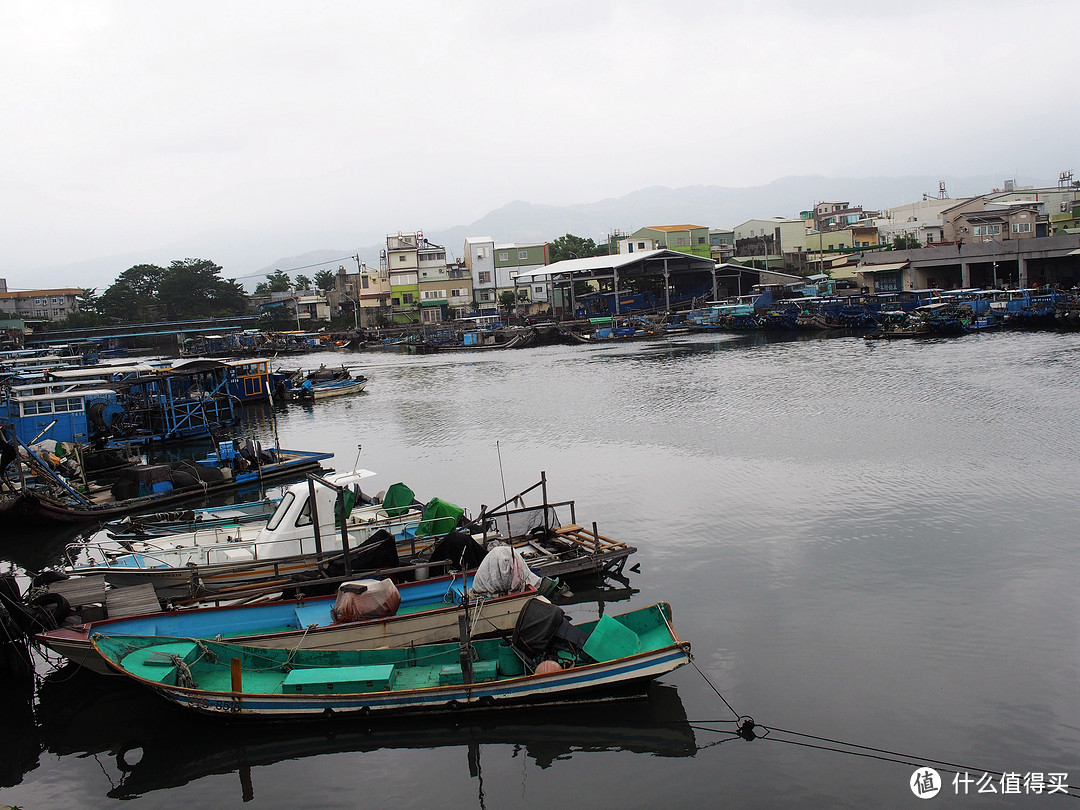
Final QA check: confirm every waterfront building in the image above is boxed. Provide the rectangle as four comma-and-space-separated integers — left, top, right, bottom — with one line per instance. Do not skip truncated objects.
495, 242, 549, 315
630, 225, 711, 258
941, 197, 1045, 244
876, 195, 957, 246
709, 228, 736, 264
732, 217, 807, 270
0, 282, 82, 323
463, 236, 497, 316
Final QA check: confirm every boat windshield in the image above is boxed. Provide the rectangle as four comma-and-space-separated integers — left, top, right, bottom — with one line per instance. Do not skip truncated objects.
265, 491, 296, 531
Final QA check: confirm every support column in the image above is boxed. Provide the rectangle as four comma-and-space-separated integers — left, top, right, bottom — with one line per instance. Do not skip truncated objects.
663, 259, 671, 313
1018, 255, 1029, 288
614, 267, 620, 316
960, 261, 971, 288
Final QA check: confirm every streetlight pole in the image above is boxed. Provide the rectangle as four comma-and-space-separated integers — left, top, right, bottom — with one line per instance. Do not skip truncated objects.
758, 237, 769, 273
342, 291, 359, 329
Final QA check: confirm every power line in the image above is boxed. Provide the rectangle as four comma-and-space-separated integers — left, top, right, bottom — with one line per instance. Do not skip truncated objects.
231, 255, 357, 281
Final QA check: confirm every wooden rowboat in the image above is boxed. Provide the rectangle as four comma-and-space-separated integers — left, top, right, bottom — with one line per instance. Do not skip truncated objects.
39, 571, 537, 675
92, 602, 690, 719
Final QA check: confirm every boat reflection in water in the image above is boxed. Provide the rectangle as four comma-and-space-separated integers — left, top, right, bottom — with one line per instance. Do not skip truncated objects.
34, 665, 696, 801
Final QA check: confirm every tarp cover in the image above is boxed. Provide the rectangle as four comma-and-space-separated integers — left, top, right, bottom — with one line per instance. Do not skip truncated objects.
470, 546, 540, 596
427, 530, 488, 571
330, 578, 401, 624
512, 598, 566, 659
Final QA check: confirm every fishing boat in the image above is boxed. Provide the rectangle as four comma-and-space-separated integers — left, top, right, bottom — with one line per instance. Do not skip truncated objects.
569, 317, 667, 343
102, 497, 282, 540
37, 560, 542, 675
0, 438, 332, 525
0, 362, 239, 450
57, 470, 452, 594
91, 601, 690, 719
291, 375, 368, 402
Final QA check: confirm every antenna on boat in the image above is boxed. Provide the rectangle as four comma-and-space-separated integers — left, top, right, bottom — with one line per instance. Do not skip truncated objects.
496, 441, 511, 540
264, 380, 282, 453
496, 441, 508, 506
352, 444, 362, 472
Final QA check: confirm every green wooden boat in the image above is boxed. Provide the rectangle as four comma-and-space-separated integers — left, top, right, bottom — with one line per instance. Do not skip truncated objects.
92, 601, 691, 720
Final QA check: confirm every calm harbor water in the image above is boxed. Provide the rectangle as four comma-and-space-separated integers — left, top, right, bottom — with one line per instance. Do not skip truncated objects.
2, 329, 1078, 808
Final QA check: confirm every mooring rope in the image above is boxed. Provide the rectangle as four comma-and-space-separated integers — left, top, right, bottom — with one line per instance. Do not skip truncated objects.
689, 661, 1080, 798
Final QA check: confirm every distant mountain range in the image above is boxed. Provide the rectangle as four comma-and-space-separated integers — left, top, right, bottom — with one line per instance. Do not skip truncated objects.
23, 173, 1026, 292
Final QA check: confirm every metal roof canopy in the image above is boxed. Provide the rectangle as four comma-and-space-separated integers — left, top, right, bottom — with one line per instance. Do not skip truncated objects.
511, 249, 715, 283
858, 261, 910, 273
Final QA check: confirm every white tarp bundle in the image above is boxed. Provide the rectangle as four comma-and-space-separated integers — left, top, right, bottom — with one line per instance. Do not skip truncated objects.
470, 546, 541, 596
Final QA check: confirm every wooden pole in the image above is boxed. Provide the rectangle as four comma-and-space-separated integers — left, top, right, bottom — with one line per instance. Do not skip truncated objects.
230, 657, 243, 692
458, 614, 473, 685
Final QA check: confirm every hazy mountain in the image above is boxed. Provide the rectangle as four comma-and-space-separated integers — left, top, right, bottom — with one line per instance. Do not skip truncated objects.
21, 173, 1024, 292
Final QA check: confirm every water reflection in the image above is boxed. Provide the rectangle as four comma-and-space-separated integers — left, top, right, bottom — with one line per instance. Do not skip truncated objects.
32, 666, 696, 802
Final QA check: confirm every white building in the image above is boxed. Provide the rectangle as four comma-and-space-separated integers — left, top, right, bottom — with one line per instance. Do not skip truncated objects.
463, 236, 497, 314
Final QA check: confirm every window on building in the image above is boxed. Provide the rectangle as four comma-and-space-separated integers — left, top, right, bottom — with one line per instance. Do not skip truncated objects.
402, 293, 414, 305
361, 276, 369, 289
676, 237, 686, 246
534, 286, 543, 295
697, 237, 706, 244
477, 248, 486, 258
518, 250, 527, 260
638, 242, 646, 249
398, 255, 407, 262
1013, 222, 1032, 233
498, 252, 508, 261
478, 271, 492, 284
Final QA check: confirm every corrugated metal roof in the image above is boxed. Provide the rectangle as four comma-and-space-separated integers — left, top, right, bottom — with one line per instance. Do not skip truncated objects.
512, 249, 710, 282
858, 261, 910, 273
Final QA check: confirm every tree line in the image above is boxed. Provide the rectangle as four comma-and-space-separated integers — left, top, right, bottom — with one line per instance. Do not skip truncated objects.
62, 261, 338, 327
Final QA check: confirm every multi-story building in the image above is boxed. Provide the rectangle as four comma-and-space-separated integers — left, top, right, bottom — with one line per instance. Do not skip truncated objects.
382, 231, 439, 324
333, 262, 391, 327
709, 228, 735, 264
494, 242, 549, 313
733, 217, 808, 268
941, 198, 1044, 244
0, 283, 82, 322
808, 201, 880, 232
876, 196, 958, 246
463, 236, 497, 315
630, 225, 710, 258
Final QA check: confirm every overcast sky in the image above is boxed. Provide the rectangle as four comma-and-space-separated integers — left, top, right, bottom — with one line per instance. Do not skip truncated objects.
2, 0, 1077, 288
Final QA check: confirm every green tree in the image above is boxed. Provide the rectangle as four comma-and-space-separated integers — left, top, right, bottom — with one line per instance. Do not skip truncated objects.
498, 290, 517, 314
58, 309, 106, 328
97, 263, 165, 322
891, 234, 923, 250
295, 274, 312, 291
314, 269, 337, 291
157, 258, 246, 319
549, 234, 601, 263
77, 288, 99, 314
265, 269, 293, 292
